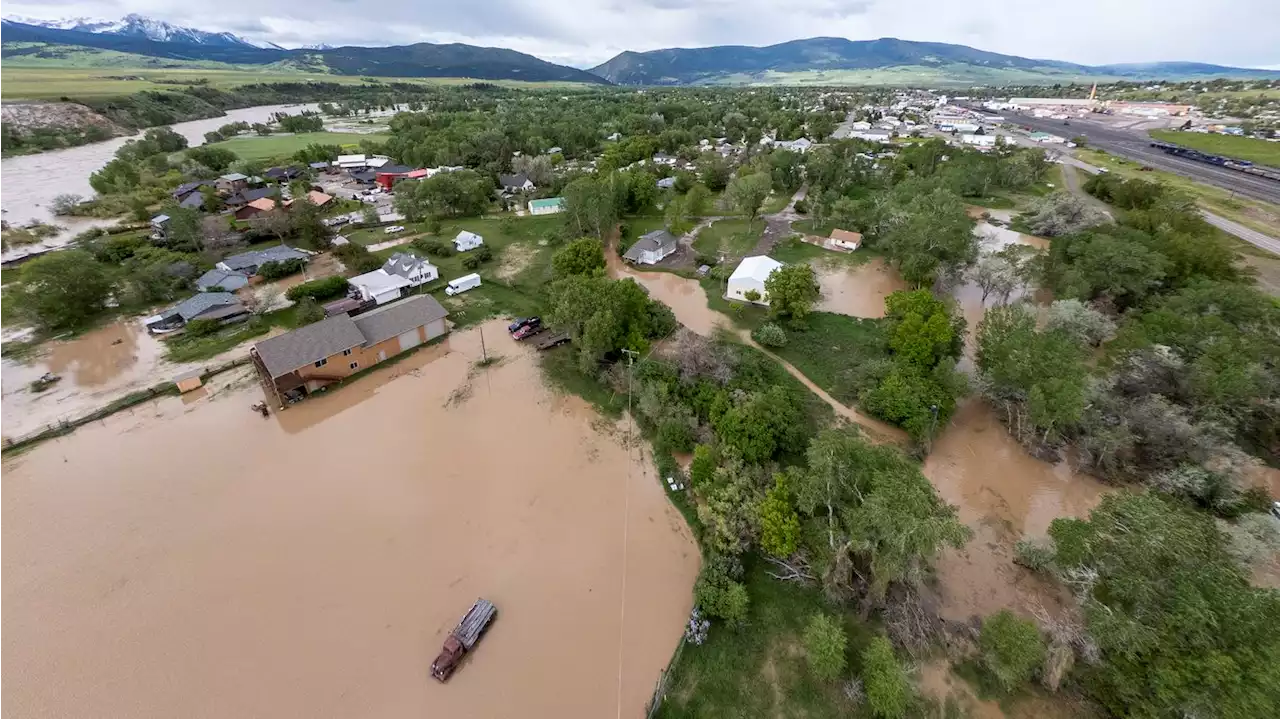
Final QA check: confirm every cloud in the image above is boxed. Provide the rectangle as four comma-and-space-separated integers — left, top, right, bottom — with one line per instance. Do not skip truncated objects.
5, 0, 1278, 69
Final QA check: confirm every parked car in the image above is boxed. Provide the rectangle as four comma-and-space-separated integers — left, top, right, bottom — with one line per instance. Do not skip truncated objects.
384, 225, 406, 234
513, 320, 544, 340
508, 316, 540, 333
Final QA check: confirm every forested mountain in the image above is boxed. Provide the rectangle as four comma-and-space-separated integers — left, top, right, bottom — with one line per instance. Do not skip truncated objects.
4, 13, 282, 49
0, 19, 609, 84
588, 37, 1280, 85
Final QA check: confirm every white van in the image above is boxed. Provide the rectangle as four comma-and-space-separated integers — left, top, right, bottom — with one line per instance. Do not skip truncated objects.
444, 273, 482, 296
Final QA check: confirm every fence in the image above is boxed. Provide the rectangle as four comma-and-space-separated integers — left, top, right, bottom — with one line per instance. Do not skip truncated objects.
1, 356, 251, 454
645, 635, 688, 719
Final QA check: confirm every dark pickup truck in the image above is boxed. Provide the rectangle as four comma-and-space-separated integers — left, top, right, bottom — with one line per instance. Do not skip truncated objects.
431, 599, 497, 682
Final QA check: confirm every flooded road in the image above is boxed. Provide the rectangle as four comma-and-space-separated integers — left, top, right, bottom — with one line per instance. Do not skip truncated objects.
813, 256, 907, 318
1, 103, 317, 257
2, 321, 699, 718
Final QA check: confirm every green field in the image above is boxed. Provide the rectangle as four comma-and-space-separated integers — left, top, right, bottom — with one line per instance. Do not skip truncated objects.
1148, 129, 1280, 168
693, 218, 761, 258
0, 66, 592, 100
204, 132, 390, 162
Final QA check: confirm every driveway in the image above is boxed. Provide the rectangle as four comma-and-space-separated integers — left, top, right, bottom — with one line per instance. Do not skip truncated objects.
754, 185, 807, 255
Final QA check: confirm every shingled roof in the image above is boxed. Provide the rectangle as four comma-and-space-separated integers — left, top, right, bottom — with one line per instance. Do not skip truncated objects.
252, 314, 365, 378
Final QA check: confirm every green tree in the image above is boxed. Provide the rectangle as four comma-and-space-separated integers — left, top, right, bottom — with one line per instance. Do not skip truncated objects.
763, 263, 820, 321
803, 612, 848, 681
8, 250, 115, 331
884, 289, 964, 368
862, 636, 909, 719
553, 237, 606, 277
186, 146, 238, 172
758, 473, 800, 557
878, 187, 977, 287
563, 175, 618, 238
727, 172, 772, 226
689, 444, 717, 489
701, 158, 731, 191
979, 610, 1046, 692
294, 297, 325, 325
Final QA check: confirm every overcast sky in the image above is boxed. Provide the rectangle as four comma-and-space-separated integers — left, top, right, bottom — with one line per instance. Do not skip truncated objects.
6, 0, 1279, 69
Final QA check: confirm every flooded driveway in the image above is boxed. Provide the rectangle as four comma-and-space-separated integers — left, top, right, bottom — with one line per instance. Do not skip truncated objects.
2, 322, 698, 719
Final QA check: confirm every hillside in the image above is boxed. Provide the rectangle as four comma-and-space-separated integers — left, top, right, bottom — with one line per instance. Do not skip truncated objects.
589, 37, 1280, 86
0, 20, 609, 85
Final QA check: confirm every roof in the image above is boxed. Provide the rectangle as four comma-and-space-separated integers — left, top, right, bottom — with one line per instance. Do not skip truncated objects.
499, 173, 531, 187
730, 255, 783, 283
228, 187, 276, 205
350, 170, 377, 182
219, 173, 248, 181
220, 245, 309, 272
305, 190, 333, 206
455, 230, 483, 244
623, 230, 678, 262
178, 193, 205, 209
173, 180, 212, 197
528, 197, 565, 210
348, 269, 412, 295
173, 292, 241, 322
829, 229, 862, 244
336, 154, 365, 163
151, 214, 170, 224
253, 314, 366, 378
242, 198, 277, 213
656, 177, 676, 188
382, 252, 436, 279
310, 161, 330, 169
375, 164, 414, 176
195, 268, 249, 291
352, 295, 449, 346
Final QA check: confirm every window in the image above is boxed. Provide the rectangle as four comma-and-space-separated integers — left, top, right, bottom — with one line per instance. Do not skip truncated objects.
314, 358, 327, 368
342, 348, 352, 356
349, 361, 359, 370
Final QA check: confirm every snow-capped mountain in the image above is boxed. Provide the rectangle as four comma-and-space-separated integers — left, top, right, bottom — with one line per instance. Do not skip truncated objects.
3, 14, 283, 49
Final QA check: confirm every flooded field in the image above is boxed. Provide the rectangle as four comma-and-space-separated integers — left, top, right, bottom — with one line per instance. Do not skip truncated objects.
2, 322, 699, 718
813, 256, 907, 317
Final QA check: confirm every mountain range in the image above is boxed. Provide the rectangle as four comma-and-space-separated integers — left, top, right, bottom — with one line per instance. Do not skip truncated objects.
3, 15, 1278, 88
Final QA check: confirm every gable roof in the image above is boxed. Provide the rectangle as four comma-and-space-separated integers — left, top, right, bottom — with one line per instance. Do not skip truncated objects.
253, 314, 366, 378
305, 190, 333, 206
499, 173, 531, 188
173, 180, 212, 198
352, 295, 449, 346
382, 252, 436, 279
220, 245, 309, 272
375, 164, 414, 175
829, 229, 862, 245
195, 268, 249, 291
178, 192, 205, 209
173, 292, 241, 322
219, 173, 248, 182
623, 230, 678, 262
729, 255, 783, 283
348, 269, 412, 295
242, 198, 277, 213
454, 230, 483, 245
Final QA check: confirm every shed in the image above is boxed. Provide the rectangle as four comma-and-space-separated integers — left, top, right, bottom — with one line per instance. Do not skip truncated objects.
829, 229, 862, 251
727, 255, 783, 304
454, 230, 485, 252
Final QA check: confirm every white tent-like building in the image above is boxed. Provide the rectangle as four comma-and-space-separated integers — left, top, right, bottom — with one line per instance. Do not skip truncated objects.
727, 255, 783, 305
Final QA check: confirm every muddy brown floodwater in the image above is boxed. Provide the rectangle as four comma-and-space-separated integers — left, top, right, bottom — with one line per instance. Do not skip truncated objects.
2, 321, 699, 718
813, 257, 908, 318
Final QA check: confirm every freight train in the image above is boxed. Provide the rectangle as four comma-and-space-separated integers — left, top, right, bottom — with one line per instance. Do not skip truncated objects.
1148, 141, 1280, 182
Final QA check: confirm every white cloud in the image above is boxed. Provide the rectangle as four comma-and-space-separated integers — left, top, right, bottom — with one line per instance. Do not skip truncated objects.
5, 0, 1278, 69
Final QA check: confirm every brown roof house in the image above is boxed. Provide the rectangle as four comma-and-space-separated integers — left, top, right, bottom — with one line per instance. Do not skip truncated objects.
829, 229, 862, 251
250, 295, 449, 406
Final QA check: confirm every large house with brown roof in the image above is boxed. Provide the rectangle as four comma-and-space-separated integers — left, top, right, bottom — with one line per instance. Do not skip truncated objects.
250, 295, 449, 405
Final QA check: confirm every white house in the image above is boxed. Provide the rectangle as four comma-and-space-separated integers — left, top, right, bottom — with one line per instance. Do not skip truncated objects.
348, 269, 412, 305
336, 154, 367, 169
727, 255, 783, 305
829, 229, 862, 251
382, 252, 439, 287
454, 230, 485, 252
779, 137, 813, 153
962, 134, 997, 147
652, 153, 678, 167
498, 173, 535, 193
850, 120, 872, 131
622, 230, 678, 265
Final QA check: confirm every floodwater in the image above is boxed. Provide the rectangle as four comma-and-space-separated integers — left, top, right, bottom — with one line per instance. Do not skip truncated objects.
813, 256, 908, 318
0, 103, 317, 258
608, 248, 728, 337
2, 321, 699, 718
924, 401, 1107, 621
953, 223, 1051, 351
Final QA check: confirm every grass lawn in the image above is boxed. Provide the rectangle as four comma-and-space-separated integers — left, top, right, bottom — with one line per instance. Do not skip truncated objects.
693, 218, 762, 259
768, 312, 891, 406
1076, 148, 1280, 239
656, 558, 879, 719
1149, 129, 1280, 168
202, 132, 388, 162
770, 235, 874, 269
761, 191, 794, 215
620, 216, 671, 252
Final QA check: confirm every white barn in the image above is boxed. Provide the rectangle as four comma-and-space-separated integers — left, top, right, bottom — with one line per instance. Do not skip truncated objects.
454, 230, 485, 252
727, 255, 783, 305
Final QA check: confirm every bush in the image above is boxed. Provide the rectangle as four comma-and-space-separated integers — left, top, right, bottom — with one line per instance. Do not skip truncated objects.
861, 636, 909, 719
803, 613, 848, 681
794, 198, 809, 214
694, 557, 750, 627
286, 275, 349, 302
184, 318, 222, 337
1014, 537, 1056, 572
257, 258, 306, 280
461, 246, 492, 270
415, 238, 455, 257
752, 322, 788, 347
294, 297, 325, 325
979, 610, 1046, 692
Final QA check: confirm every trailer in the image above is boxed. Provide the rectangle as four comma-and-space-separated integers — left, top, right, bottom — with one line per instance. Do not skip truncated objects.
431, 599, 497, 682
533, 331, 570, 350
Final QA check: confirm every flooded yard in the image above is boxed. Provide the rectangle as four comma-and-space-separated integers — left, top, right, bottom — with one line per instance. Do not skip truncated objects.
2, 322, 699, 718
813, 256, 907, 317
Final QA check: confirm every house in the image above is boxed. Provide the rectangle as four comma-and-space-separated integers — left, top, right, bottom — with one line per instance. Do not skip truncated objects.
195, 268, 250, 292
216, 173, 249, 194
336, 154, 367, 169
829, 229, 862, 251
216, 246, 310, 276
545, 146, 562, 155
366, 157, 391, 169
144, 292, 248, 333
528, 197, 566, 216
727, 255, 783, 304
499, 173, 535, 193
348, 268, 413, 305
656, 176, 677, 189
622, 230, 679, 265
174, 370, 203, 394
382, 252, 439, 286
454, 230, 485, 252
962, 134, 996, 147
226, 187, 277, 208
652, 153, 677, 167
234, 197, 279, 220
301, 190, 333, 207
779, 137, 813, 153
178, 192, 205, 210
309, 161, 331, 172
172, 179, 212, 201
350, 170, 377, 186
150, 214, 170, 241
852, 131, 892, 142
263, 165, 305, 182
250, 295, 450, 404
850, 121, 872, 131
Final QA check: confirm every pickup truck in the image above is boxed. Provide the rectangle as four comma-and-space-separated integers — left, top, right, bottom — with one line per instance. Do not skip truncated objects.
431, 599, 497, 682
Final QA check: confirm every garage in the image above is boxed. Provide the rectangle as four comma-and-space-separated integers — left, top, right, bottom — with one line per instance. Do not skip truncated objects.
397, 328, 422, 352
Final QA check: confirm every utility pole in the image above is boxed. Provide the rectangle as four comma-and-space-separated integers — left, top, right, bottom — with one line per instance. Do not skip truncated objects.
479, 325, 487, 364
621, 349, 640, 449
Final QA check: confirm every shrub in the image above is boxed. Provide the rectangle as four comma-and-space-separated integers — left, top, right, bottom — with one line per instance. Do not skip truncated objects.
415, 238, 454, 257
461, 254, 483, 270
1014, 537, 1057, 572
257, 258, 306, 280
286, 275, 349, 302
184, 318, 222, 337
979, 610, 1046, 692
861, 636, 909, 719
794, 198, 809, 214
294, 297, 325, 325
752, 322, 788, 347
803, 613, 848, 681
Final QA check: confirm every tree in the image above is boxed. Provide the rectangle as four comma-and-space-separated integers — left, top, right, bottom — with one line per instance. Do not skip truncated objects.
979, 610, 1046, 692
764, 264, 820, 321
548, 274, 669, 372
512, 154, 553, 185
186, 146, 238, 172
694, 561, 750, 626
861, 637, 909, 719
563, 176, 617, 238
396, 170, 491, 219
290, 200, 332, 251
1020, 192, 1108, 237
803, 613, 848, 681
1044, 299, 1115, 347
701, 158, 731, 191
970, 251, 1018, 305
552, 237, 605, 277
50, 194, 83, 215
158, 203, 202, 252
727, 172, 772, 226
8, 250, 115, 331
712, 385, 804, 464
751, 322, 788, 348
877, 187, 977, 288
884, 289, 964, 369
294, 297, 325, 325
759, 473, 800, 557
689, 444, 717, 489
1043, 227, 1169, 309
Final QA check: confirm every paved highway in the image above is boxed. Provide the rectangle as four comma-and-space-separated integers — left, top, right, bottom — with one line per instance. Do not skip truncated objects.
995, 110, 1280, 205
